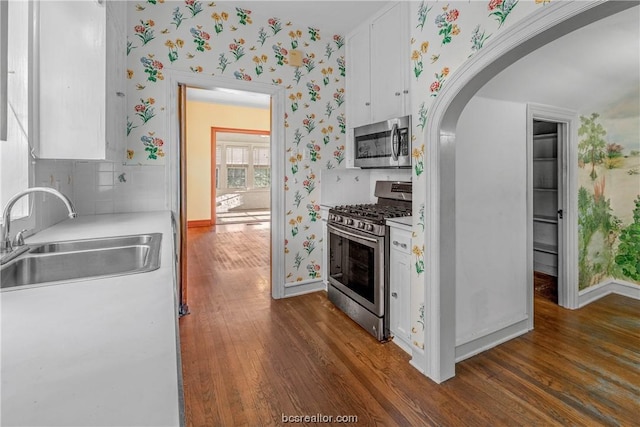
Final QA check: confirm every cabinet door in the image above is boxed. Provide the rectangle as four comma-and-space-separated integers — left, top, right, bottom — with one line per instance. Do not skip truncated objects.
105, 0, 127, 161
345, 26, 371, 129
389, 229, 411, 343
370, 2, 407, 122
37, 1, 107, 159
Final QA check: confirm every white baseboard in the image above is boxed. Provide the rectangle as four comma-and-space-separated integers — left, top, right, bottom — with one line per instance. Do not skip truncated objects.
283, 278, 325, 298
390, 335, 412, 356
579, 279, 640, 307
454, 318, 531, 363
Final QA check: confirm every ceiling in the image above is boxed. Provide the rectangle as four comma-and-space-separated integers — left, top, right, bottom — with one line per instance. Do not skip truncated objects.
217, 131, 271, 143
477, 5, 639, 114
187, 87, 271, 108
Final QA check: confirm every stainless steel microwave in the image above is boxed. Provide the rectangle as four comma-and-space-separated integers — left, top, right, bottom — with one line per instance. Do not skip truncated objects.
353, 115, 411, 168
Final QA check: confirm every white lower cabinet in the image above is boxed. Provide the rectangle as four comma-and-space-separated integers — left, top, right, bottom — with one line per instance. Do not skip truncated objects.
388, 226, 411, 353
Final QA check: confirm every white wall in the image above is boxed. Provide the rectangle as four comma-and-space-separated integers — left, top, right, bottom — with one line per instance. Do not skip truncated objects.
455, 96, 529, 346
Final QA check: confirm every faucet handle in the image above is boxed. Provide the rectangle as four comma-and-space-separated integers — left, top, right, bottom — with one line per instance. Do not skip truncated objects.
13, 229, 27, 247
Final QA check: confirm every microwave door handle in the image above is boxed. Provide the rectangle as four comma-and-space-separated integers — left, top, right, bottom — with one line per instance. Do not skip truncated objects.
391, 123, 399, 161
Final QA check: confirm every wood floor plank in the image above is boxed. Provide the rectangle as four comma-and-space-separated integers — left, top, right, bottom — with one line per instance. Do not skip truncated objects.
180, 224, 640, 426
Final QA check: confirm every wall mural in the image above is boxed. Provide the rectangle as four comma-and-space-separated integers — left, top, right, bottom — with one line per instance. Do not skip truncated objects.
577, 103, 640, 289
125, 0, 347, 281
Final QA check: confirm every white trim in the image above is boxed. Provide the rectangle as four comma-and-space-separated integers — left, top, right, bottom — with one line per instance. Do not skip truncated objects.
455, 313, 529, 347
421, 0, 636, 383
0, 0, 7, 141
165, 70, 287, 301
579, 280, 640, 307
391, 336, 413, 356
527, 103, 580, 311
455, 317, 530, 363
283, 278, 325, 298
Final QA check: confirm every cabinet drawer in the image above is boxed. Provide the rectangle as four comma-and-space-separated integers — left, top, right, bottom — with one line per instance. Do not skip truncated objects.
390, 230, 411, 254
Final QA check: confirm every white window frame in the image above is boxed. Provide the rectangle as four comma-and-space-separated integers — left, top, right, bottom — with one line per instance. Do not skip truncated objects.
0, 0, 33, 226
217, 141, 271, 191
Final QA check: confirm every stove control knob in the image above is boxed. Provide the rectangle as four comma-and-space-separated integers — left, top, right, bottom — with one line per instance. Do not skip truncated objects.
357, 221, 365, 229
366, 224, 374, 232
346, 218, 354, 226
328, 214, 334, 221
337, 215, 343, 223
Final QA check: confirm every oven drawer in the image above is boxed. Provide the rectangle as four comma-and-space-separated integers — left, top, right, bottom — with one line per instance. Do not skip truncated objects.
390, 229, 411, 254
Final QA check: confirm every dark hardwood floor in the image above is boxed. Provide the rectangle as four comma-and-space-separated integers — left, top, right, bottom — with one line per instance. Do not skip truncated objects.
180, 224, 640, 426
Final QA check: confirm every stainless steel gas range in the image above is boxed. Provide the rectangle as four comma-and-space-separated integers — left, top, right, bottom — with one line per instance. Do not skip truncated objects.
326, 181, 412, 341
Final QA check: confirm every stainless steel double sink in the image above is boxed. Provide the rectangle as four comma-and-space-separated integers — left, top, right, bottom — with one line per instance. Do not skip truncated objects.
0, 233, 162, 291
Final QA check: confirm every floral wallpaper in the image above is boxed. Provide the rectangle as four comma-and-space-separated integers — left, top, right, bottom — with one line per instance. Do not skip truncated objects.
124, 0, 348, 282
408, 0, 548, 350
122, 1, 637, 354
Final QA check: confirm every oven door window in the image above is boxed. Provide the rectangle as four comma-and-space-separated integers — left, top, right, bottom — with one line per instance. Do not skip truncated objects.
328, 225, 383, 314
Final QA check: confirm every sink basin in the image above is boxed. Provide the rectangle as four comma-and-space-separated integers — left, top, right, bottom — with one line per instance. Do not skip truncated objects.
29, 234, 159, 254
1, 233, 162, 291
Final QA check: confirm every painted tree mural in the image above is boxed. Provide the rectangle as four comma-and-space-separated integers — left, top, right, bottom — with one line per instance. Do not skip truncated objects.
578, 113, 608, 181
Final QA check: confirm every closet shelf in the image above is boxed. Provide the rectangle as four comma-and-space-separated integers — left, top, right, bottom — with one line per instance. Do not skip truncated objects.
533, 133, 558, 139
534, 215, 558, 224
534, 242, 558, 255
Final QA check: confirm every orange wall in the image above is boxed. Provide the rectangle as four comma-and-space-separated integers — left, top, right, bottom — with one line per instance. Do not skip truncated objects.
186, 100, 270, 221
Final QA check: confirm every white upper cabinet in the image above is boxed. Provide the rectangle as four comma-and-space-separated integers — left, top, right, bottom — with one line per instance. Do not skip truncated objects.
345, 26, 371, 130
346, 2, 410, 130
370, 2, 409, 123
34, 0, 126, 160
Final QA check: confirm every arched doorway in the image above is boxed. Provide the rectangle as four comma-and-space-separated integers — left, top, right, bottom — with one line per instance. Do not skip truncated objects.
421, 0, 638, 383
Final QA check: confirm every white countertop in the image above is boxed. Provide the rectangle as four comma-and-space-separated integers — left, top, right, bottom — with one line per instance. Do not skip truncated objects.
386, 216, 412, 231
1, 212, 182, 426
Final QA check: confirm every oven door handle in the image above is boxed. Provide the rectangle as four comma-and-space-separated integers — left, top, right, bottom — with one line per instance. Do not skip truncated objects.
328, 223, 381, 246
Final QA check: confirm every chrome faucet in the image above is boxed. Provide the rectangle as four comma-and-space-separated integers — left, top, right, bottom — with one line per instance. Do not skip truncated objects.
1, 187, 77, 254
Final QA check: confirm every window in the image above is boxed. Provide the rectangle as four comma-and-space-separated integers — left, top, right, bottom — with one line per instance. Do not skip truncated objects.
215, 135, 270, 191
1, 0, 7, 141
226, 146, 248, 165
253, 146, 269, 166
226, 146, 248, 189
253, 146, 270, 188
0, 0, 31, 223
215, 146, 221, 189
227, 167, 247, 188
254, 167, 270, 188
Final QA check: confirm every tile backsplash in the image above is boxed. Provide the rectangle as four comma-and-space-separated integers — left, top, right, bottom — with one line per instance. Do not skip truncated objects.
73, 162, 166, 216
28, 159, 75, 234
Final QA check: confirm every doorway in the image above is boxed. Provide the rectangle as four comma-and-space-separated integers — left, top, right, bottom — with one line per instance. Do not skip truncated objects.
527, 104, 577, 312
532, 119, 562, 304
210, 128, 271, 226
166, 72, 287, 314
183, 88, 271, 298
